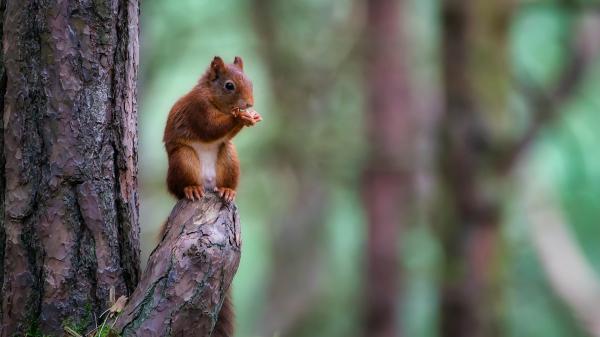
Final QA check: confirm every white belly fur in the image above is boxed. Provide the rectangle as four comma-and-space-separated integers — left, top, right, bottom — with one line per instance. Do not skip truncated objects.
190, 140, 223, 190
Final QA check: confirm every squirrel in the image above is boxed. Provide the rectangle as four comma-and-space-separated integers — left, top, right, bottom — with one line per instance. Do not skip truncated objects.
162, 56, 261, 337
163, 55, 261, 202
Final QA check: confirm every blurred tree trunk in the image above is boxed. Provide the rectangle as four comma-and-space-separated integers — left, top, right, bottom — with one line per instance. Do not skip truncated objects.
363, 0, 414, 337
0, 0, 140, 336
438, 0, 513, 336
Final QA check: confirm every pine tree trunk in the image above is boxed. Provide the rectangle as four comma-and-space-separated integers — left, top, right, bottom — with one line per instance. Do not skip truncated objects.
0, 0, 140, 335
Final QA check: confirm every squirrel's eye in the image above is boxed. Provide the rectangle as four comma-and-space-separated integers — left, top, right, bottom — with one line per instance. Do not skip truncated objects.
224, 81, 235, 91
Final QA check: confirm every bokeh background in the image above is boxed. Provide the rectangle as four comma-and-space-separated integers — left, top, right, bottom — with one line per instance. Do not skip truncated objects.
137, 1, 600, 336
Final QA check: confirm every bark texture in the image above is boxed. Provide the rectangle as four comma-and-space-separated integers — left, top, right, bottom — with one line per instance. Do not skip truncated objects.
0, 0, 140, 335
0, 0, 7, 329
363, 0, 414, 336
116, 193, 241, 337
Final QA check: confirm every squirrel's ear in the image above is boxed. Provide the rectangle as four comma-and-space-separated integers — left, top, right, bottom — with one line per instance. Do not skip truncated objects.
233, 56, 244, 70
209, 56, 225, 81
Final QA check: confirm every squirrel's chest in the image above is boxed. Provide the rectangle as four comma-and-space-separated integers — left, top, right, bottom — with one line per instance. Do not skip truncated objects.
190, 140, 223, 189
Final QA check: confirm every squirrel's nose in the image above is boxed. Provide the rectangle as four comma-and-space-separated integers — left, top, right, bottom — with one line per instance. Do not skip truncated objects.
239, 101, 253, 109
239, 96, 254, 108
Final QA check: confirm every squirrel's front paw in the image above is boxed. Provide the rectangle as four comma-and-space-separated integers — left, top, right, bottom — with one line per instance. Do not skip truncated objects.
183, 185, 203, 201
239, 110, 262, 127
214, 187, 236, 203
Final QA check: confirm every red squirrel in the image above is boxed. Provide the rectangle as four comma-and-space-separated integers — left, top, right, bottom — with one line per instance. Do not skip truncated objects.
163, 56, 261, 202
162, 56, 261, 337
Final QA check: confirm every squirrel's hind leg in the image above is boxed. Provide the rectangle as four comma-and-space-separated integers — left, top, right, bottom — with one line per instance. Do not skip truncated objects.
215, 142, 239, 203
167, 145, 203, 200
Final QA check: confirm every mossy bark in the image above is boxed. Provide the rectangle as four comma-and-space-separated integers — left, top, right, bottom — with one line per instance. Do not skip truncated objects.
0, 0, 140, 335
116, 193, 241, 337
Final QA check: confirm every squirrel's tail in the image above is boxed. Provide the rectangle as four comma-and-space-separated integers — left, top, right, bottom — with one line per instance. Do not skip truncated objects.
212, 290, 234, 337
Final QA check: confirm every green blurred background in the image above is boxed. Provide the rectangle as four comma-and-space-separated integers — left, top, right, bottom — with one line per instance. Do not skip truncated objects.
137, 1, 600, 336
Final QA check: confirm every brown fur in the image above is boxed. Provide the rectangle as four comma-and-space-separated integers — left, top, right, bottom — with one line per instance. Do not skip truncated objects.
216, 142, 240, 189
163, 56, 259, 199
165, 145, 201, 199
162, 56, 260, 335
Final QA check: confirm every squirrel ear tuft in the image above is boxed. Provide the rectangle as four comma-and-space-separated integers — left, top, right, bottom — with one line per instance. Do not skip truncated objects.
233, 56, 244, 70
209, 56, 225, 81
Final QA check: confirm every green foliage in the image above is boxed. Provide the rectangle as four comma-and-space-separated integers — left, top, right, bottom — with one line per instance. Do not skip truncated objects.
95, 325, 117, 337
62, 302, 122, 337
139, 0, 600, 336
23, 326, 52, 337
23, 317, 52, 337
62, 303, 94, 335
511, 6, 575, 86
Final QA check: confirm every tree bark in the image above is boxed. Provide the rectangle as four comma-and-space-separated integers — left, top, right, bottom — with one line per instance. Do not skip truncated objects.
0, 0, 7, 330
0, 0, 140, 335
116, 193, 241, 337
363, 0, 414, 336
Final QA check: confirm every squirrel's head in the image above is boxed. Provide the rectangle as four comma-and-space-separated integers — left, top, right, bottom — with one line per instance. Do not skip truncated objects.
201, 56, 254, 114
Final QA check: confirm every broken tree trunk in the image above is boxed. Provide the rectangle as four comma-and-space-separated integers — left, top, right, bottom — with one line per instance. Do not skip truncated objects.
116, 193, 241, 337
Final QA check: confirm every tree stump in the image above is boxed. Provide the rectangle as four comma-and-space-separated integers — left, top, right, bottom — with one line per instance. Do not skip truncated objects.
116, 193, 241, 337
